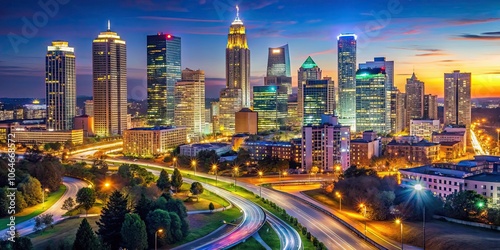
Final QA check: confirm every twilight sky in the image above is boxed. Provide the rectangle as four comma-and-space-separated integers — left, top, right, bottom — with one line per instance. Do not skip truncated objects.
1, 0, 500, 99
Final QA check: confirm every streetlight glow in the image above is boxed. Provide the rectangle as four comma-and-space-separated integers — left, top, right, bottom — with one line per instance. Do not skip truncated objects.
414, 184, 423, 191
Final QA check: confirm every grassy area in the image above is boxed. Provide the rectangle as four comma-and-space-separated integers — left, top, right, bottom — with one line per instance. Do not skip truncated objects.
259, 222, 281, 249
0, 185, 67, 231
303, 188, 500, 250
177, 183, 229, 211
229, 236, 266, 250
64, 203, 103, 216
29, 216, 100, 249
168, 207, 242, 247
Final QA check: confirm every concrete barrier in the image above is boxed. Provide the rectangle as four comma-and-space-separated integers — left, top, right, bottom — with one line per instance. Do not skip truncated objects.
433, 215, 500, 231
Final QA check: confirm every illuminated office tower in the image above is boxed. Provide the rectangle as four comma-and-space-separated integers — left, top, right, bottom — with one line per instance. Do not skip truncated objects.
355, 68, 390, 134
84, 100, 94, 117
424, 94, 438, 120
405, 73, 425, 128
226, 6, 250, 108
46, 41, 76, 131
444, 70, 471, 128
265, 44, 292, 95
92, 21, 127, 136
395, 91, 407, 133
253, 85, 288, 131
297, 56, 322, 120
174, 69, 205, 141
219, 88, 242, 136
337, 34, 357, 130
147, 33, 181, 126
359, 57, 394, 89
302, 77, 335, 126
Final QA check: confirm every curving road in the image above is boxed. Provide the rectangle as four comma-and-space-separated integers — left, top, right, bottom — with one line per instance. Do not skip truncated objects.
266, 210, 302, 250
0, 177, 88, 237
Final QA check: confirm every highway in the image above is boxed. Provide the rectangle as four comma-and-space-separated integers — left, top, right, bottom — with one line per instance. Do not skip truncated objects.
470, 128, 488, 155
0, 177, 88, 236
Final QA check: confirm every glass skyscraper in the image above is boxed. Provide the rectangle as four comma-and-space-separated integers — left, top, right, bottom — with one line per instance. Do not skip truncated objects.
444, 70, 471, 128
147, 33, 181, 126
297, 56, 322, 121
302, 78, 335, 126
337, 33, 357, 131
46, 41, 76, 131
265, 44, 291, 95
92, 23, 127, 136
252, 85, 288, 131
355, 68, 389, 134
174, 68, 205, 141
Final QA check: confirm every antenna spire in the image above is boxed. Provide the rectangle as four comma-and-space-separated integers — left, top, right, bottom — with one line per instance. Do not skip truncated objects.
107, 20, 111, 31
236, 5, 239, 18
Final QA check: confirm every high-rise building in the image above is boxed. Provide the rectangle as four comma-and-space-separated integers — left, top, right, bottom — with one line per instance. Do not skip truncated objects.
265, 44, 291, 95
337, 34, 357, 130
147, 33, 181, 126
297, 56, 322, 120
444, 70, 471, 128
84, 100, 94, 117
405, 73, 425, 128
219, 88, 242, 136
226, 6, 250, 108
359, 57, 394, 89
389, 88, 399, 134
302, 77, 335, 126
424, 94, 438, 120
92, 22, 127, 136
174, 68, 205, 141
302, 115, 350, 172
253, 85, 288, 131
45, 41, 76, 131
355, 67, 390, 134
396, 91, 407, 133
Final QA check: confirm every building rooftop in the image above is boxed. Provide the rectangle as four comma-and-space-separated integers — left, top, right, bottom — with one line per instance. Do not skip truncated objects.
432, 131, 465, 136
182, 143, 230, 148
238, 108, 254, 113
129, 126, 182, 131
243, 140, 291, 147
301, 56, 318, 69
465, 173, 500, 183
439, 141, 461, 146
387, 139, 439, 147
400, 166, 469, 179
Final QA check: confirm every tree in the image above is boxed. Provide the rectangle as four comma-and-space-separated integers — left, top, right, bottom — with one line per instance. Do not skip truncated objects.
33, 214, 53, 232
30, 156, 64, 191
197, 150, 220, 171
209, 202, 215, 213
97, 190, 130, 250
73, 218, 100, 250
146, 209, 184, 245
443, 190, 488, 220
190, 182, 204, 202
18, 176, 43, 206
134, 193, 153, 221
121, 214, 148, 250
76, 187, 96, 216
156, 170, 171, 192
62, 197, 75, 211
12, 236, 33, 250
165, 198, 189, 237
235, 148, 251, 166
171, 168, 183, 193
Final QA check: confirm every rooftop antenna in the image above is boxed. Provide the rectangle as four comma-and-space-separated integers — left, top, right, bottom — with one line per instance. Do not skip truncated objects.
107, 20, 111, 31
236, 5, 239, 18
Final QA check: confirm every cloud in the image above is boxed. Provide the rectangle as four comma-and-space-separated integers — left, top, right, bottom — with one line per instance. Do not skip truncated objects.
403, 29, 420, 35
435, 60, 458, 63
454, 34, 500, 40
481, 31, 500, 35
137, 16, 223, 23
484, 71, 500, 75
306, 49, 335, 57
250, 0, 278, 10
415, 52, 449, 57
449, 18, 500, 25
390, 47, 443, 52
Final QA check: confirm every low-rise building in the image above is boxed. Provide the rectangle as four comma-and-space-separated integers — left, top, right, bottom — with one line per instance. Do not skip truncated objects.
73, 115, 94, 137
123, 126, 187, 158
432, 130, 466, 154
241, 140, 292, 161
439, 141, 463, 160
13, 129, 83, 145
235, 108, 258, 135
386, 139, 440, 164
179, 143, 232, 157
410, 119, 440, 140
350, 131, 381, 168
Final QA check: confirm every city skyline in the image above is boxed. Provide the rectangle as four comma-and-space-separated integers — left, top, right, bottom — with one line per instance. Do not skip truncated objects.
2, 0, 500, 98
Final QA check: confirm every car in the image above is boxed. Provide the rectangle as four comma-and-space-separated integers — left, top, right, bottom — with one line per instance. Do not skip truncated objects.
133, 159, 138, 162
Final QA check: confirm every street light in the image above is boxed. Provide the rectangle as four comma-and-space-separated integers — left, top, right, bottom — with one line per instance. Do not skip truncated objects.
258, 171, 263, 197
155, 228, 163, 250
233, 166, 239, 192
414, 183, 425, 250
42, 188, 49, 209
173, 157, 177, 168
336, 192, 342, 211
360, 203, 367, 237
396, 219, 403, 250
212, 164, 218, 187
104, 182, 110, 188
191, 160, 197, 176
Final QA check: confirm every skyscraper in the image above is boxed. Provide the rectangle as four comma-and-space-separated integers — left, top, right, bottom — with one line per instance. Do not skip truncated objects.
423, 94, 438, 120
174, 68, 205, 141
297, 56, 322, 121
337, 34, 357, 130
226, 6, 250, 108
405, 73, 425, 128
355, 68, 389, 134
302, 77, 335, 126
45, 41, 76, 131
147, 33, 181, 126
444, 70, 471, 128
92, 22, 127, 136
396, 91, 407, 133
219, 88, 242, 136
265, 44, 291, 95
253, 85, 288, 131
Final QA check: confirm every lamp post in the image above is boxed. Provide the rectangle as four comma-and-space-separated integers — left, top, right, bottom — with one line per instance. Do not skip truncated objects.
414, 184, 425, 250
336, 192, 342, 211
212, 164, 218, 187
258, 171, 263, 197
360, 203, 367, 237
42, 188, 49, 209
155, 229, 163, 250
173, 157, 177, 168
396, 219, 403, 250
233, 166, 238, 192
191, 160, 197, 176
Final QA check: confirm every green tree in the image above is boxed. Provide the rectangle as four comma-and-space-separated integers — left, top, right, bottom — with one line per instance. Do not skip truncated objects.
62, 197, 75, 211
13, 236, 33, 250
209, 202, 215, 213
121, 214, 148, 250
444, 190, 488, 220
97, 190, 130, 250
76, 187, 96, 216
18, 176, 43, 206
15, 191, 27, 213
72, 218, 100, 250
156, 169, 171, 192
190, 182, 204, 202
134, 193, 153, 221
171, 168, 183, 193
165, 198, 189, 237
29, 156, 64, 191
145, 209, 185, 245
